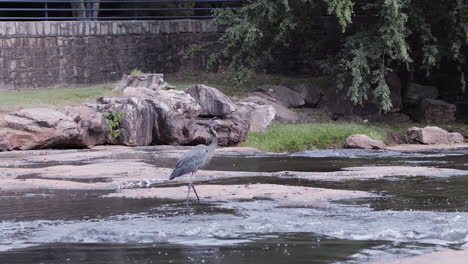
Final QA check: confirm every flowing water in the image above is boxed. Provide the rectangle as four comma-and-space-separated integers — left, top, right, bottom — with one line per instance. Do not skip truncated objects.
1, 148, 468, 263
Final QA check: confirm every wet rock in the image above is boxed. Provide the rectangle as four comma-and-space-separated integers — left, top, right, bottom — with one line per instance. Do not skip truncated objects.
60, 106, 108, 147
235, 102, 276, 132
243, 93, 302, 123
448, 132, 465, 144
345, 134, 385, 149
105, 184, 372, 204
89, 97, 156, 146
281, 83, 323, 107
407, 126, 450, 145
185, 84, 236, 117
257, 85, 305, 107
411, 98, 456, 123
0, 108, 79, 150
405, 83, 438, 106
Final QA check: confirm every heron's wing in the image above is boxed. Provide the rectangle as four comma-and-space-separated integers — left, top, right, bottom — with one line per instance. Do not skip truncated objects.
170, 145, 210, 179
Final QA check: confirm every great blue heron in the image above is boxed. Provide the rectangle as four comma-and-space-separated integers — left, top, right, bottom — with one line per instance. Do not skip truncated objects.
169, 117, 222, 204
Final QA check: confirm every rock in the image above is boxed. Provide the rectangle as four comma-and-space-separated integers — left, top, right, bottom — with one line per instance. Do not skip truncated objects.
281, 83, 323, 107
120, 87, 203, 145
243, 93, 302, 123
190, 116, 250, 146
123, 87, 201, 118
298, 108, 332, 122
381, 112, 411, 123
411, 99, 456, 123
448, 132, 464, 144
185, 84, 236, 117
235, 102, 276, 132
385, 72, 403, 111
454, 101, 468, 122
89, 97, 156, 146
0, 128, 37, 151
345, 134, 385, 149
407, 126, 449, 144
113, 73, 166, 91
60, 106, 108, 147
257, 85, 305, 107
317, 87, 358, 118
0, 108, 79, 150
405, 83, 438, 106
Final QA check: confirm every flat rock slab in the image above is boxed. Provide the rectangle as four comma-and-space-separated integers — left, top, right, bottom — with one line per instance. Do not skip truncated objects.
372, 250, 468, 264
386, 143, 468, 151
104, 184, 372, 207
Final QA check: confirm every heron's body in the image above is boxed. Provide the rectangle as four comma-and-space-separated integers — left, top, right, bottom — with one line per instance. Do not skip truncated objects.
169, 144, 215, 180
168, 118, 221, 204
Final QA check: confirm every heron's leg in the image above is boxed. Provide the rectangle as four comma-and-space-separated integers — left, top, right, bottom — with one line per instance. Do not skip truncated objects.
186, 172, 193, 206
192, 185, 200, 202
192, 171, 200, 202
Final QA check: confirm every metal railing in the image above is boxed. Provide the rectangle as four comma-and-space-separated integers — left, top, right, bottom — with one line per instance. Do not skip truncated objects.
0, 0, 247, 20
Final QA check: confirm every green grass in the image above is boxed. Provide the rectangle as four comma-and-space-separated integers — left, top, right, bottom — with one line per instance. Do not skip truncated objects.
241, 122, 389, 152
130, 69, 143, 76
0, 84, 114, 110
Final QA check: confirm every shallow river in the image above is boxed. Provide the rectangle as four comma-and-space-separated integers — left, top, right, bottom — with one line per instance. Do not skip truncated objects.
1, 148, 468, 263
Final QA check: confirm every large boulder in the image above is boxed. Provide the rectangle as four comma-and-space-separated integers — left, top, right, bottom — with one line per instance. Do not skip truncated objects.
60, 106, 108, 147
281, 83, 323, 107
89, 97, 156, 146
121, 87, 203, 145
448, 132, 465, 144
410, 98, 456, 123
113, 73, 169, 91
243, 92, 303, 123
0, 128, 38, 151
0, 108, 79, 150
316, 87, 379, 121
189, 116, 250, 146
345, 134, 385, 149
235, 102, 276, 132
185, 84, 236, 117
123, 87, 201, 118
407, 126, 450, 144
257, 85, 305, 108
405, 83, 438, 106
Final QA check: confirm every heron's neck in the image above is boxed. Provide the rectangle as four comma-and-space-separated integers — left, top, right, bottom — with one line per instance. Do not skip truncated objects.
208, 126, 218, 150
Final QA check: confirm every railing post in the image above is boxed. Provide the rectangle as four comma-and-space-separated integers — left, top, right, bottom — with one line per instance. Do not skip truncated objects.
133, 0, 138, 18
45, 0, 49, 19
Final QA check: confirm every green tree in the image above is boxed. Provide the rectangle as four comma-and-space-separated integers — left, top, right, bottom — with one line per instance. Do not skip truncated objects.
206, 0, 468, 111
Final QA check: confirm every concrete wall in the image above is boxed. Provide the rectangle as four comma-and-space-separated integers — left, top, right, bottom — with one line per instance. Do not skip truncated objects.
0, 20, 223, 90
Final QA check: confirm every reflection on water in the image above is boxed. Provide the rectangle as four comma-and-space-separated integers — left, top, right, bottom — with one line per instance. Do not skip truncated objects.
1, 148, 468, 263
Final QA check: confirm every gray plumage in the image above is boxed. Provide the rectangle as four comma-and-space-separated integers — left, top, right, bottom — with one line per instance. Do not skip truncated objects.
169, 143, 216, 180
169, 118, 221, 203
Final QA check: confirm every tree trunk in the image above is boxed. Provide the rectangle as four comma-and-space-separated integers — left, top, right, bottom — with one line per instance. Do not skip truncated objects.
71, 0, 86, 18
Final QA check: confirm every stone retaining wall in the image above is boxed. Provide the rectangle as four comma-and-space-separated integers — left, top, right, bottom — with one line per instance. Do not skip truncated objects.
0, 20, 223, 90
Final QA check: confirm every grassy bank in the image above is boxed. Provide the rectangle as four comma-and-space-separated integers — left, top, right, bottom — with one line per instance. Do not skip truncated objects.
0, 84, 113, 111
241, 122, 388, 152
